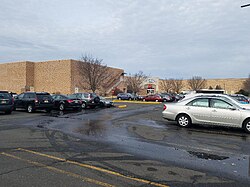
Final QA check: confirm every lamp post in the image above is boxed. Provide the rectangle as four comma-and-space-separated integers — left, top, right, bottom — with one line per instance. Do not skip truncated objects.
241, 4, 250, 8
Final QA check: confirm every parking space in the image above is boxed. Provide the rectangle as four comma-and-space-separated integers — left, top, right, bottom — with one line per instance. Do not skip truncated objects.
1, 102, 250, 186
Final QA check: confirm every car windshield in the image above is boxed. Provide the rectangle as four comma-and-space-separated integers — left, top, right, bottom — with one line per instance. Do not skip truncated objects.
0, 93, 10, 99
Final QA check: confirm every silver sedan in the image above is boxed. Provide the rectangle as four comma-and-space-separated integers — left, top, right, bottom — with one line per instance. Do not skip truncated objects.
162, 96, 250, 133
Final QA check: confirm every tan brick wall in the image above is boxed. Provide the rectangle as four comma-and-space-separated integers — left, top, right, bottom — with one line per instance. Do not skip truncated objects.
34, 60, 72, 94
0, 61, 30, 93
158, 78, 246, 94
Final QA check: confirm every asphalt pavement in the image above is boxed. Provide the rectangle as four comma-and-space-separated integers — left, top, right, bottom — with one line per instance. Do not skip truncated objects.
0, 103, 250, 187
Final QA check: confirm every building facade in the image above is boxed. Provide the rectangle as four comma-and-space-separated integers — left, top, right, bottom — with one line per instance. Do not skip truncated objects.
0, 60, 125, 95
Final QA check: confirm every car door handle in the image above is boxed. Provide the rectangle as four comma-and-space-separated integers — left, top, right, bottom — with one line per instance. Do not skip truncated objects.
186, 107, 190, 110
212, 109, 217, 112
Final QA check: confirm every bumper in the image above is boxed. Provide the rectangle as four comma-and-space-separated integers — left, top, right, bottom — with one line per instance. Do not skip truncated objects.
0, 105, 13, 112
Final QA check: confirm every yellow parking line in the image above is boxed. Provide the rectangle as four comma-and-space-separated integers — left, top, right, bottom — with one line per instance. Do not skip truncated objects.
17, 148, 169, 187
113, 100, 162, 104
1, 152, 114, 187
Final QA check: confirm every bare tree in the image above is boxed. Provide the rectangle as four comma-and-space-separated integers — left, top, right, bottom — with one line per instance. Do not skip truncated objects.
159, 79, 173, 93
160, 78, 183, 93
126, 71, 148, 94
172, 79, 184, 93
244, 74, 250, 93
78, 54, 112, 93
188, 76, 207, 91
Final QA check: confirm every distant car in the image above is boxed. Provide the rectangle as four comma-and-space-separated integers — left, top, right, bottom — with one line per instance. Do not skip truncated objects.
52, 94, 82, 111
14, 92, 53, 113
117, 93, 135, 100
143, 94, 164, 102
99, 97, 113, 108
69, 93, 100, 109
0, 91, 14, 114
230, 94, 250, 104
160, 93, 175, 102
162, 95, 250, 133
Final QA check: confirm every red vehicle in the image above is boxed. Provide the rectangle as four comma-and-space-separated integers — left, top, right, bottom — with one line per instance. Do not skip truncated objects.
143, 94, 164, 102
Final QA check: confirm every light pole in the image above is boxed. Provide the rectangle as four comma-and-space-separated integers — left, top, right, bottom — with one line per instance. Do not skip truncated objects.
241, 4, 250, 8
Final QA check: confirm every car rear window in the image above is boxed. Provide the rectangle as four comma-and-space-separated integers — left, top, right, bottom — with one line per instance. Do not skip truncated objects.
0, 93, 11, 99
68, 94, 77, 99
37, 94, 52, 100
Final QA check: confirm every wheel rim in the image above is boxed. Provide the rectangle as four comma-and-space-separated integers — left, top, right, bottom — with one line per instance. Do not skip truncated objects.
82, 103, 86, 108
28, 105, 32, 113
59, 104, 64, 111
179, 116, 189, 126
246, 121, 250, 132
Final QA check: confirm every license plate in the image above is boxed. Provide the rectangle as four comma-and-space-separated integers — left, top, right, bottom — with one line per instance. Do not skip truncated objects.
75, 101, 78, 103
44, 100, 48, 103
1, 101, 6, 104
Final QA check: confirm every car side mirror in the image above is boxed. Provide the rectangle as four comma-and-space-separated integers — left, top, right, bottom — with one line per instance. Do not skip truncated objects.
228, 106, 237, 110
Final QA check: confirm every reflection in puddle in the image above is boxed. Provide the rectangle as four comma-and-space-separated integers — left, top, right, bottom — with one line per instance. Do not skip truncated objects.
75, 120, 107, 137
188, 151, 229, 160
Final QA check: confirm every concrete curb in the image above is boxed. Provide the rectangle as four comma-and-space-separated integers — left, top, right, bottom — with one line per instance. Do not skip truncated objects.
113, 100, 162, 104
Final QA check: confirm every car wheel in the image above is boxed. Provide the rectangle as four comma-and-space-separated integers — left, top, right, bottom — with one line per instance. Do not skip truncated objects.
27, 104, 34, 113
156, 100, 158, 102
129, 97, 132, 100
59, 103, 64, 111
81, 102, 87, 109
176, 114, 191, 128
243, 119, 250, 133
118, 97, 121, 100
143, 99, 146, 101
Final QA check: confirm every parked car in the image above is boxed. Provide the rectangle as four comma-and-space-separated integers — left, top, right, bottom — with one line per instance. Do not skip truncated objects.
69, 93, 100, 109
117, 93, 135, 100
51, 94, 82, 111
0, 91, 14, 114
160, 93, 176, 102
99, 97, 113, 108
181, 93, 250, 109
162, 95, 250, 133
230, 94, 250, 104
14, 92, 53, 113
143, 94, 164, 102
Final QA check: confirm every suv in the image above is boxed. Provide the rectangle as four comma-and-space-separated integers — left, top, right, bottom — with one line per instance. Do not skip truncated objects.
14, 92, 53, 113
0, 91, 14, 114
117, 93, 135, 100
69, 93, 100, 109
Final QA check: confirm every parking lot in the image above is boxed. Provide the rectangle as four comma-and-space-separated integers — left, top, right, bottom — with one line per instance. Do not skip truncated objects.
1, 102, 250, 186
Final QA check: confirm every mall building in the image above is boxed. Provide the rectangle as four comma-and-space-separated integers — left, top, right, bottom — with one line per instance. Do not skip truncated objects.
0, 59, 246, 95
0, 59, 125, 95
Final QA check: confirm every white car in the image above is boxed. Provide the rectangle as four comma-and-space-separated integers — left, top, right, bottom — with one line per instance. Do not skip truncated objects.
162, 95, 250, 133
181, 93, 250, 109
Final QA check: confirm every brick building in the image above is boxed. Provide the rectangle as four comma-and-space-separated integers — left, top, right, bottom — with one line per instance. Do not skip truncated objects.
0, 60, 125, 95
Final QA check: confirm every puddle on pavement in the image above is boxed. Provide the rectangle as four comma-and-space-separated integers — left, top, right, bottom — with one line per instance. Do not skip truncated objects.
74, 119, 107, 137
188, 151, 229, 160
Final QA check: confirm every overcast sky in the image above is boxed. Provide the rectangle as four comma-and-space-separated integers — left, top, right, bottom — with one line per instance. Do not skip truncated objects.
0, 0, 250, 79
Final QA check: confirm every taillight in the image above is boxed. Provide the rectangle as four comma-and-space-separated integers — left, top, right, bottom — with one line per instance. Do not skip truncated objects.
163, 105, 167, 111
67, 99, 74, 103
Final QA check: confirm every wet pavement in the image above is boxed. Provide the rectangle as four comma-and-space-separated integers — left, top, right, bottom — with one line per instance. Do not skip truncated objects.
1, 103, 250, 186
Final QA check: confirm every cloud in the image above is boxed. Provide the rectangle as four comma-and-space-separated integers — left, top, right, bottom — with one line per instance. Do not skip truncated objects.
0, 0, 249, 79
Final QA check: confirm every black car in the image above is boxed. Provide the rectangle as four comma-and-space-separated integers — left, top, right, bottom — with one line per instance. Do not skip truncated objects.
14, 92, 53, 113
68, 93, 100, 109
52, 94, 82, 111
0, 91, 14, 114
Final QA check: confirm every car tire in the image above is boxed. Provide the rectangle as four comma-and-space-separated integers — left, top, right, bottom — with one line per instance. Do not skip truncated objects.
59, 103, 64, 111
27, 104, 34, 113
81, 102, 87, 109
176, 114, 191, 128
243, 119, 250, 133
